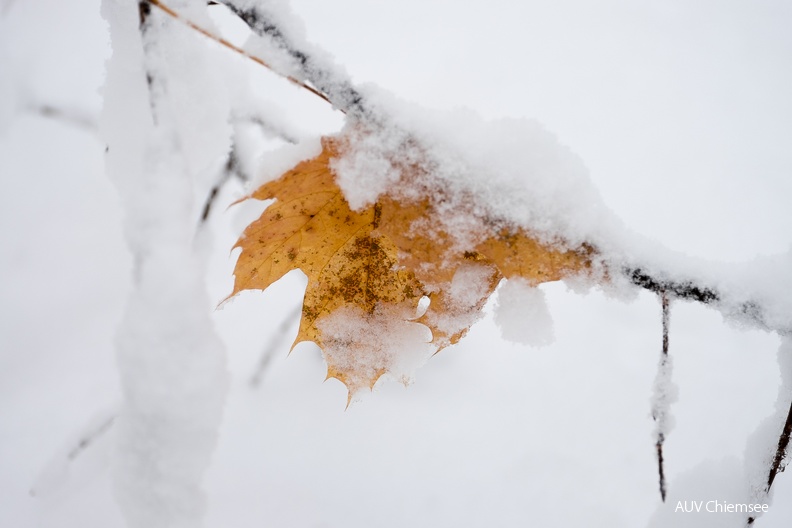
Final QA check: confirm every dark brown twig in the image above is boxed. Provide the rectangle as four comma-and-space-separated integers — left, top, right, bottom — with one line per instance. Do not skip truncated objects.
200, 146, 239, 223
34, 104, 97, 131
67, 414, 116, 461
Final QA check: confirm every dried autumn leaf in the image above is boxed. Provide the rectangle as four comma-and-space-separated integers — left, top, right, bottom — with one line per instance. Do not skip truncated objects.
230, 133, 595, 398
230, 138, 424, 395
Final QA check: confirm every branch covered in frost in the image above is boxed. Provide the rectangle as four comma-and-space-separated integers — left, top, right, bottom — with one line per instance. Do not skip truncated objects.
217, 0, 367, 116
215, 2, 789, 339
200, 150, 239, 222
625, 266, 789, 336
767, 402, 792, 490
651, 292, 676, 502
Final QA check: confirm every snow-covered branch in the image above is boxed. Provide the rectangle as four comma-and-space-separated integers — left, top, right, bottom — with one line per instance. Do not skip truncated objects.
217, 0, 367, 116
101, 1, 229, 525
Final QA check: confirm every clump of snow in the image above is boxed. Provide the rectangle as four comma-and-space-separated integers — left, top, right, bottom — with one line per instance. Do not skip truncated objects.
650, 352, 677, 441
494, 278, 555, 347
721, 248, 792, 334
330, 128, 405, 210
318, 304, 435, 397
446, 263, 495, 308
331, 87, 623, 253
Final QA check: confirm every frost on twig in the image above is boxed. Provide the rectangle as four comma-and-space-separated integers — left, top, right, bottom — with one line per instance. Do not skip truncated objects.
651, 291, 676, 502
217, 0, 366, 115
767, 394, 792, 492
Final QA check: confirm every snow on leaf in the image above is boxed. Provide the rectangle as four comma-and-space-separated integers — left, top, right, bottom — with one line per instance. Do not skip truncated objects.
230, 132, 594, 398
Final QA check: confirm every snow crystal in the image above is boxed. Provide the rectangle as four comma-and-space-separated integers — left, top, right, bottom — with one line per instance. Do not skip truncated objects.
494, 278, 555, 347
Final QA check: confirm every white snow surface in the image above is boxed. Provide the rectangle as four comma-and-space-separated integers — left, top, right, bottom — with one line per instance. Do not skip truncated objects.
1, 0, 792, 527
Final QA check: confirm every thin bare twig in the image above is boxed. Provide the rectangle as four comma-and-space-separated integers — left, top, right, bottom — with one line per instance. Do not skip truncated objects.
33, 104, 98, 131
746, 394, 792, 525
767, 397, 792, 490
67, 414, 116, 461
200, 143, 243, 223
234, 114, 300, 145
654, 290, 670, 502
200, 166, 232, 223
250, 305, 301, 388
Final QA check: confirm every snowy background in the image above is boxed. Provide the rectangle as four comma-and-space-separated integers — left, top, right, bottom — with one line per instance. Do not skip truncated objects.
1, 0, 791, 527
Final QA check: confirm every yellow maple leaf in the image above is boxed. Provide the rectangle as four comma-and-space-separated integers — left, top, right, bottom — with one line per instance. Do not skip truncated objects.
230, 134, 593, 398
230, 138, 423, 395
